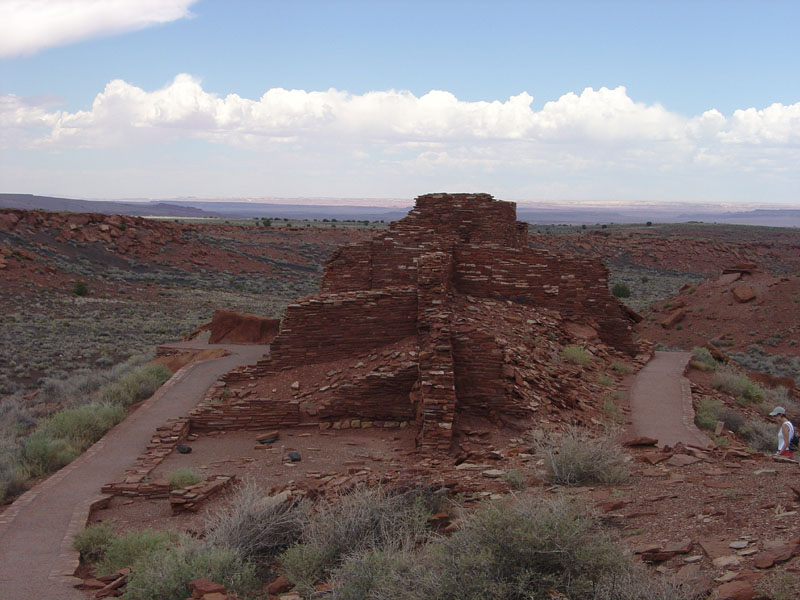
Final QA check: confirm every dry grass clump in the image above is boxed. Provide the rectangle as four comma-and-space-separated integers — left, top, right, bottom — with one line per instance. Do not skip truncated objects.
330, 495, 698, 600
205, 480, 309, 571
537, 427, 629, 486
281, 485, 441, 595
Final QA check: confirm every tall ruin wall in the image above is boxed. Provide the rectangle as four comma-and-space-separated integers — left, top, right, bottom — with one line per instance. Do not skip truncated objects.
266, 287, 418, 370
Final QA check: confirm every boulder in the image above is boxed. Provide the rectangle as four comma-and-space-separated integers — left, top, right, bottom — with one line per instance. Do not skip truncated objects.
732, 286, 756, 303
660, 309, 686, 329
716, 580, 755, 600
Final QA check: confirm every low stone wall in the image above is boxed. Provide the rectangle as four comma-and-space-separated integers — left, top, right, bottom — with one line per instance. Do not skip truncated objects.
101, 418, 188, 497
170, 475, 236, 513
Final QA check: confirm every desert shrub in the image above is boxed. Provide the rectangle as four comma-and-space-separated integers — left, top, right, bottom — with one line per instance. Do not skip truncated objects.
99, 529, 172, 576
611, 283, 631, 298
99, 363, 171, 407
691, 347, 719, 371
503, 470, 527, 491
73, 281, 88, 296
712, 366, 766, 404
205, 480, 309, 567
741, 420, 775, 453
38, 402, 124, 450
716, 405, 746, 434
331, 496, 692, 600
694, 397, 723, 431
73, 522, 115, 563
166, 468, 203, 490
537, 427, 628, 486
123, 537, 258, 600
560, 345, 592, 366
20, 430, 78, 477
282, 485, 439, 594
0, 455, 28, 503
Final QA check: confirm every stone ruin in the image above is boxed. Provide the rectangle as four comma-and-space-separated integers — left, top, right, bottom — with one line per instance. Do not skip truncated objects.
189, 193, 639, 452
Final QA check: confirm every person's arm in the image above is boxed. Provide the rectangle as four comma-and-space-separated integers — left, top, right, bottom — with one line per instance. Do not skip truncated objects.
780, 423, 791, 452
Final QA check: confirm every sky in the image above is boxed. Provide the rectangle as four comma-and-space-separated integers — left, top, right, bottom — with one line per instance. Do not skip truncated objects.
0, 0, 798, 207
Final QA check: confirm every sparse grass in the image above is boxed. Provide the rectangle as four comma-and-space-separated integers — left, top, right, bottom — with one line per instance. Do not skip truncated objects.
282, 485, 440, 595
602, 397, 626, 425
560, 345, 592, 366
756, 569, 800, 600
166, 468, 203, 490
597, 374, 614, 386
330, 495, 696, 600
611, 361, 633, 374
537, 427, 629, 486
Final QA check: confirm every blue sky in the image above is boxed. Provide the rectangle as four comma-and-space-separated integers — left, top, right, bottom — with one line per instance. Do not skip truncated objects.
1, 0, 798, 205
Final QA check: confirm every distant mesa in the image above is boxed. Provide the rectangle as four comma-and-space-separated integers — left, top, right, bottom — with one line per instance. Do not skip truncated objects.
189, 193, 639, 452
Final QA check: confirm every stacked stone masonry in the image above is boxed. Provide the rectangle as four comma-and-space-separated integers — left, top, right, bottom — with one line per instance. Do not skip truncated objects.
189, 193, 637, 451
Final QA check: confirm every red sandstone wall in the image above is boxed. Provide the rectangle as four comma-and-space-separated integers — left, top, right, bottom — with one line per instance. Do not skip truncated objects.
454, 245, 637, 355
451, 329, 507, 418
320, 364, 418, 421
267, 287, 419, 369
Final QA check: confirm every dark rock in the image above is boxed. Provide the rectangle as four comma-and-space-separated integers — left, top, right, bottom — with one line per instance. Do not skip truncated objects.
287, 451, 301, 462
176, 444, 192, 454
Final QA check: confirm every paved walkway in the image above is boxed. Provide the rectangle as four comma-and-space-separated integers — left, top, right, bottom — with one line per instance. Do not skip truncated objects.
629, 351, 712, 449
0, 343, 267, 600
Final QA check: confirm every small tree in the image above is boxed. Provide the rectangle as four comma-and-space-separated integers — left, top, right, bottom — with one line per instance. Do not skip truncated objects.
73, 281, 88, 296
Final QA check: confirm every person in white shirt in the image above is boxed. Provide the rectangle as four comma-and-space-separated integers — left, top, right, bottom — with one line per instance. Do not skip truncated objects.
770, 406, 795, 460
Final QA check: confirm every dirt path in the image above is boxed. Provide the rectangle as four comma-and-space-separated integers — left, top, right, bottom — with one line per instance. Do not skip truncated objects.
0, 343, 267, 600
629, 351, 712, 449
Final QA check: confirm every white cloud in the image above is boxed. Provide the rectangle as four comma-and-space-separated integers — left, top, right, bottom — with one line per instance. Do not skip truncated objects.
0, 0, 197, 58
1, 75, 799, 202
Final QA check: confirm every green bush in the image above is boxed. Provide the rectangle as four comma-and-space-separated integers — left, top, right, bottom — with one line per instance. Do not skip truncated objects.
560, 345, 592, 366
73, 522, 115, 563
167, 468, 203, 490
537, 428, 629, 486
20, 430, 78, 477
0, 456, 29, 503
39, 402, 124, 450
123, 537, 258, 600
73, 281, 88, 296
282, 486, 439, 595
99, 529, 172, 576
205, 480, 309, 568
712, 367, 766, 404
99, 364, 171, 407
331, 496, 694, 600
694, 397, 723, 431
691, 347, 719, 371
611, 283, 631, 298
